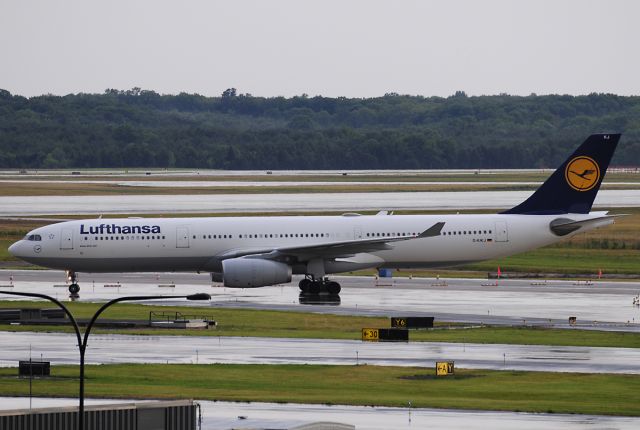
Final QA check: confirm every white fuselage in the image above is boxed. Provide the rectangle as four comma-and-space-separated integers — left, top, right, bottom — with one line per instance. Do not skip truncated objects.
9, 212, 611, 276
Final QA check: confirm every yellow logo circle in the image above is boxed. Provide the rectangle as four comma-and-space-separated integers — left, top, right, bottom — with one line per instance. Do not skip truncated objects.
565, 156, 600, 191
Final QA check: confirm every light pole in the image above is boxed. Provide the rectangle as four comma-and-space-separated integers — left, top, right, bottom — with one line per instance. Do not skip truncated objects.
0, 290, 211, 430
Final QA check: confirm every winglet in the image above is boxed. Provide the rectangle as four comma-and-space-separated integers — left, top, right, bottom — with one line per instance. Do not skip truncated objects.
419, 222, 445, 238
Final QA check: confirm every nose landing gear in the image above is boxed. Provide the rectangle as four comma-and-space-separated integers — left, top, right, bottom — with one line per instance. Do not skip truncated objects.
66, 270, 80, 297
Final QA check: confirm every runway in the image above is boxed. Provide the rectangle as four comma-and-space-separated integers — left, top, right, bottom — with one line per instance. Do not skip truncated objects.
2, 397, 639, 430
2, 270, 640, 427
1, 330, 639, 374
0, 189, 638, 215
2, 270, 639, 330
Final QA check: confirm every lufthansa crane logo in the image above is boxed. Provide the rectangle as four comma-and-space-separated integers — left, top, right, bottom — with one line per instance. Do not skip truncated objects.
565, 156, 600, 192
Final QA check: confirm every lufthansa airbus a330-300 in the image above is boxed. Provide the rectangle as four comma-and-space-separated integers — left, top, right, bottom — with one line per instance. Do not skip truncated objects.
9, 134, 621, 295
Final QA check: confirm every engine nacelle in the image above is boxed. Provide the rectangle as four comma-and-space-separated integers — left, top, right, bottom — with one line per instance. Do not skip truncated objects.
222, 258, 292, 288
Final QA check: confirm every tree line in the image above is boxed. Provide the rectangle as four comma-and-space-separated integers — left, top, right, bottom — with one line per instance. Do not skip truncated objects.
0, 88, 639, 169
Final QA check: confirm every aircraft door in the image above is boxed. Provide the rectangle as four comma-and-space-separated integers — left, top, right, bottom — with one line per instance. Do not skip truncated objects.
354, 226, 363, 240
494, 221, 508, 242
176, 226, 190, 248
60, 228, 74, 250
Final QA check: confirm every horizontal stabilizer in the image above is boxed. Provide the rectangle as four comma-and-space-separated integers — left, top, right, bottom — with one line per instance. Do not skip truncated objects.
549, 215, 622, 236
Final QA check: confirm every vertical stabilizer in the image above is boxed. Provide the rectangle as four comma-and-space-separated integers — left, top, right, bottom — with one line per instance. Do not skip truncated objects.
502, 134, 620, 215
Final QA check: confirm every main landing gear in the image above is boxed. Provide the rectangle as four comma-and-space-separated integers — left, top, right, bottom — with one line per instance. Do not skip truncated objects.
298, 276, 341, 295
66, 270, 80, 296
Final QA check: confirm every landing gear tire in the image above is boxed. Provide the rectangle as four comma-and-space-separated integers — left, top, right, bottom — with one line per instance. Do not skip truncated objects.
68, 283, 80, 295
299, 278, 312, 293
309, 281, 322, 295
326, 281, 341, 295
66, 270, 79, 296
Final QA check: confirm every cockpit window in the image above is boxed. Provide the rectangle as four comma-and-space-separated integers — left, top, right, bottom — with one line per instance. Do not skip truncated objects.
25, 234, 42, 241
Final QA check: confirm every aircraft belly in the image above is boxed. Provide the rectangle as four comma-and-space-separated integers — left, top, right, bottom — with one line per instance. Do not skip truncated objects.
20, 256, 210, 273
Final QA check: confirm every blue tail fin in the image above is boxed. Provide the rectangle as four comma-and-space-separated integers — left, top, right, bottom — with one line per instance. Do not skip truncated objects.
502, 133, 621, 215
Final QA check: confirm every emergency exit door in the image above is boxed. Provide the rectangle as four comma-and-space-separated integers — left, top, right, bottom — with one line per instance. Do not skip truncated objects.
176, 226, 190, 248
494, 221, 509, 242
60, 228, 74, 250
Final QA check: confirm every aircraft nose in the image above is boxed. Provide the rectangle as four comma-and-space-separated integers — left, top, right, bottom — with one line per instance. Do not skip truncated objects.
8, 241, 20, 257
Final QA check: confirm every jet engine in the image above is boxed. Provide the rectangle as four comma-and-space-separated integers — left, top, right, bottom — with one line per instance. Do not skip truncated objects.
222, 258, 292, 288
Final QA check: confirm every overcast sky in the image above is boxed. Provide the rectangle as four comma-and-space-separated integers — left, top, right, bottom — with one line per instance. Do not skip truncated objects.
1, 0, 638, 98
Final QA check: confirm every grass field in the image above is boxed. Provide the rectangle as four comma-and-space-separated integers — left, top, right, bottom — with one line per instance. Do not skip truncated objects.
463, 247, 640, 275
2, 301, 640, 348
1, 364, 639, 416
0, 181, 555, 196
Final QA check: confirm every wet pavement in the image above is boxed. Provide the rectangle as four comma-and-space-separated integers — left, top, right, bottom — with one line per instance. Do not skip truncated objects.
1, 397, 639, 430
1, 329, 640, 373
1, 189, 639, 216
2, 270, 639, 329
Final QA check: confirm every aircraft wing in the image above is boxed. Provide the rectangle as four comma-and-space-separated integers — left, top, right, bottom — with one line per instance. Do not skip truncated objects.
217, 222, 445, 261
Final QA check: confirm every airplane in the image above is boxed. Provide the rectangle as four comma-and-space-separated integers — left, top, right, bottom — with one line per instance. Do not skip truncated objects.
8, 133, 621, 296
